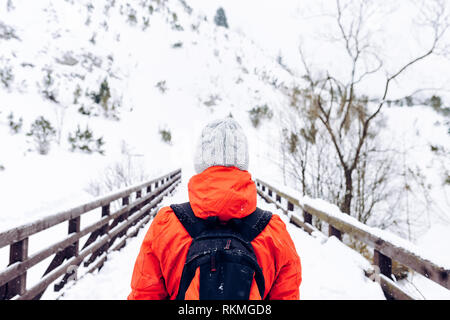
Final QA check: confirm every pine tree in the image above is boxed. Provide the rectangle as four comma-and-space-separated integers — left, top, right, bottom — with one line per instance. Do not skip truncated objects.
214, 7, 229, 28
27, 116, 56, 155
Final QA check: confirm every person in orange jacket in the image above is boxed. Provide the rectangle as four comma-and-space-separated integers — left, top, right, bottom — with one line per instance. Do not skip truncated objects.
128, 118, 301, 300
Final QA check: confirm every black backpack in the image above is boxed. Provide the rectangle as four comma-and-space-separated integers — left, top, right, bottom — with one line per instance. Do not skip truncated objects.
170, 202, 272, 300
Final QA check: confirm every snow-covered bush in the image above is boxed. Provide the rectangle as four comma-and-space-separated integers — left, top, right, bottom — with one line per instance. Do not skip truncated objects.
0, 65, 13, 89
159, 127, 172, 144
41, 68, 58, 103
68, 125, 105, 155
172, 41, 183, 48
0, 21, 19, 40
73, 85, 82, 105
248, 104, 273, 128
203, 94, 221, 107
7, 112, 23, 134
77, 105, 93, 116
90, 78, 120, 119
26, 116, 56, 155
155, 80, 167, 93
84, 142, 149, 199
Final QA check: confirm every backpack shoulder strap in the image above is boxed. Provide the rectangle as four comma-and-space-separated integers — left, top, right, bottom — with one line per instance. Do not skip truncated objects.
170, 203, 273, 241
239, 207, 273, 242
170, 202, 205, 238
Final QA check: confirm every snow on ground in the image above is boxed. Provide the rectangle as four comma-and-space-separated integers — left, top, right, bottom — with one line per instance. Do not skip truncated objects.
54, 173, 385, 300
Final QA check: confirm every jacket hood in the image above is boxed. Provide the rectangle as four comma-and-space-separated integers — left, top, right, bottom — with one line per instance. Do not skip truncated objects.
188, 166, 257, 221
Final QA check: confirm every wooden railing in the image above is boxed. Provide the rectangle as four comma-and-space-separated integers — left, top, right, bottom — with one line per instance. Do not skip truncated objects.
0, 168, 182, 300
255, 178, 450, 300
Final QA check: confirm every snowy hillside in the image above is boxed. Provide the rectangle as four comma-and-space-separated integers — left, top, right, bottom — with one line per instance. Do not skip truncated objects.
1, 0, 449, 299
0, 0, 295, 232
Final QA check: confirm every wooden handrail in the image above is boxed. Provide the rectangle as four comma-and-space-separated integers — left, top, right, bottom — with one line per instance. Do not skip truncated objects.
255, 178, 450, 300
0, 169, 182, 300
0, 168, 180, 248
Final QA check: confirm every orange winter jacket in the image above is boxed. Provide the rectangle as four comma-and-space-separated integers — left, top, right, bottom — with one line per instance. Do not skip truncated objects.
127, 166, 301, 300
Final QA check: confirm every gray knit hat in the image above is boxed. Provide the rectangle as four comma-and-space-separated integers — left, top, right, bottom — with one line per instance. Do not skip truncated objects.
194, 118, 249, 174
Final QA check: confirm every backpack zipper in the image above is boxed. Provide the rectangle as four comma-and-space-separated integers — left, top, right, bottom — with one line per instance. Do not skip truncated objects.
211, 252, 217, 272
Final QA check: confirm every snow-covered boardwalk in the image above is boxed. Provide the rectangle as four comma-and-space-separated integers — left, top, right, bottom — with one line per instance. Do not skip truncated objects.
54, 180, 386, 300
3, 170, 449, 300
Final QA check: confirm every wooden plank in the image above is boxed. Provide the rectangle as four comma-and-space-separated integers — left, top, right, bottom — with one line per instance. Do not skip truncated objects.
85, 253, 107, 275
363, 269, 414, 300
379, 274, 414, 300
0, 169, 181, 248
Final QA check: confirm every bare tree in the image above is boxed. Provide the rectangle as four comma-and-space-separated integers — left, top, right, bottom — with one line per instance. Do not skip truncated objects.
295, 0, 450, 217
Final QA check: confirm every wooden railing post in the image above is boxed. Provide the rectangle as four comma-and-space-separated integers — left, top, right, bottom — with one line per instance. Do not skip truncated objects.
98, 203, 111, 257
66, 216, 80, 269
276, 194, 281, 203
374, 250, 392, 277
115, 196, 130, 245
374, 249, 394, 299
122, 196, 129, 207
100, 203, 110, 240
328, 225, 342, 241
53, 216, 81, 292
287, 201, 294, 212
121, 196, 130, 220
303, 210, 312, 225
5, 238, 28, 299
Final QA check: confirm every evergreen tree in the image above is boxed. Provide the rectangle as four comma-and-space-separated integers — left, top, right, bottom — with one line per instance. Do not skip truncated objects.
27, 116, 56, 155
68, 125, 105, 155
214, 7, 229, 28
